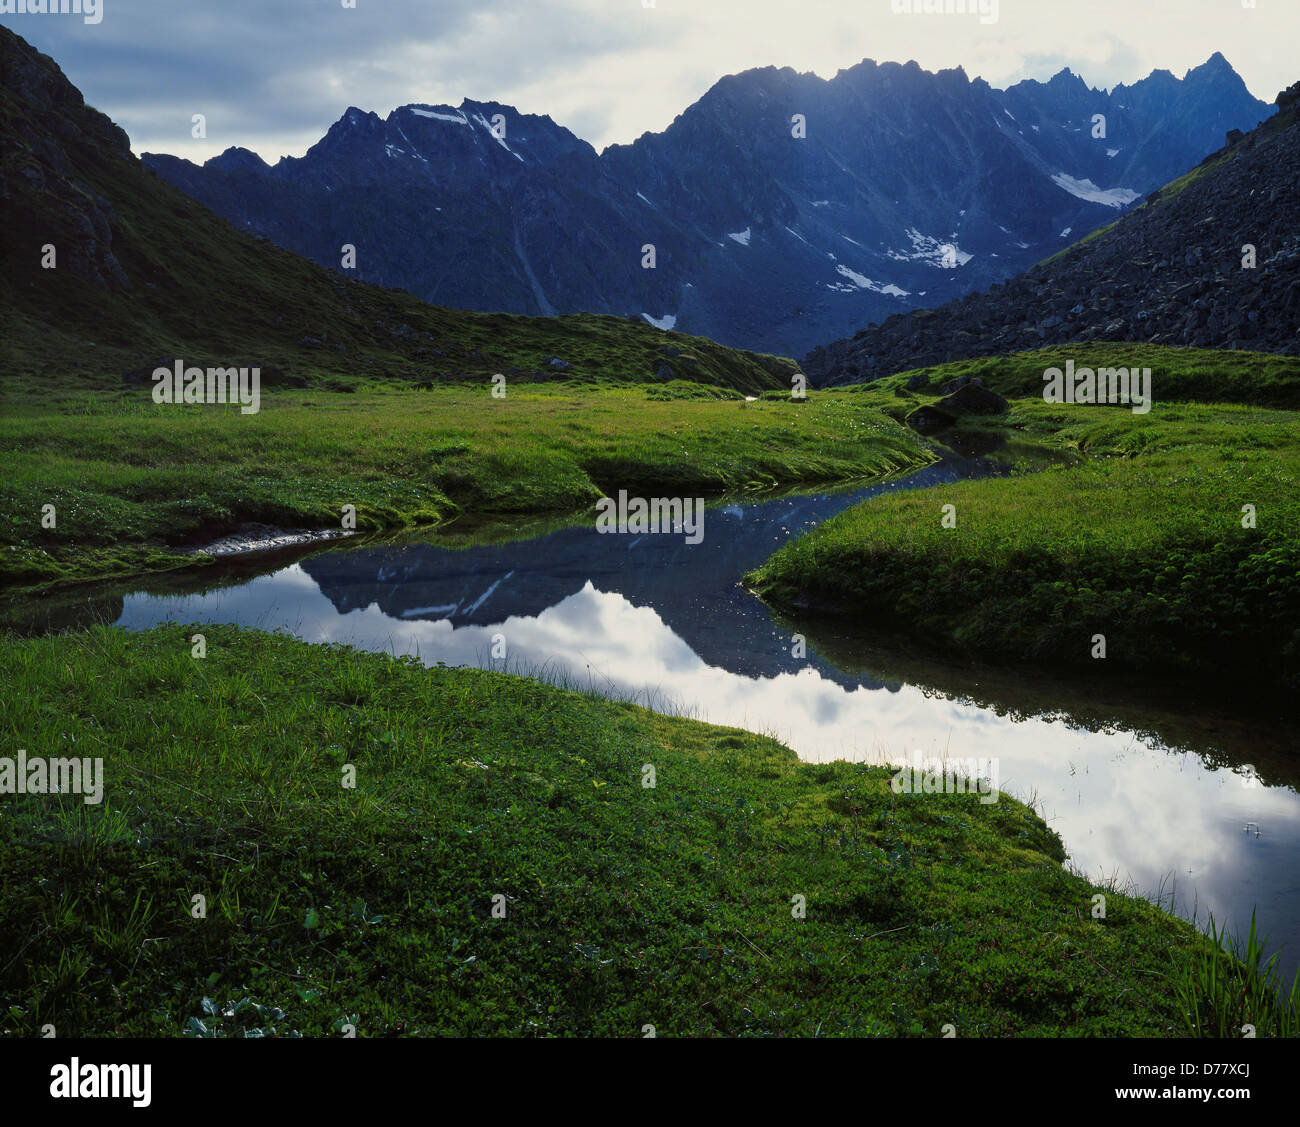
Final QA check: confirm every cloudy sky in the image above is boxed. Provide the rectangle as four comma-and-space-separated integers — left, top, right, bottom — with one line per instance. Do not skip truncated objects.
4, 0, 1295, 162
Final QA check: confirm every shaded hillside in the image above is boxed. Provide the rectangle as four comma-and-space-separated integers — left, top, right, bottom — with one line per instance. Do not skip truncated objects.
0, 25, 792, 397
807, 82, 1300, 385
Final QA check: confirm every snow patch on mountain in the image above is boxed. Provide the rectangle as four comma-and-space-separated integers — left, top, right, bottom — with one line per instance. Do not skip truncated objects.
409, 107, 469, 125
471, 113, 525, 162
394, 123, 429, 162
727, 228, 752, 246
1051, 172, 1139, 207
831, 265, 910, 297
641, 313, 677, 330
888, 228, 973, 267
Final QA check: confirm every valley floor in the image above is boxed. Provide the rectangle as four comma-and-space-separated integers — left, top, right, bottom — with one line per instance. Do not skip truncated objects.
0, 381, 930, 590
3, 345, 1299, 1036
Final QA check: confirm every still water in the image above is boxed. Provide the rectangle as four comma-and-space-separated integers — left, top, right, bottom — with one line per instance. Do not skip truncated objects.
13, 455, 1299, 977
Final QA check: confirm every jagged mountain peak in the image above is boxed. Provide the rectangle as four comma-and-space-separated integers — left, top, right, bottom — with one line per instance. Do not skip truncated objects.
1186, 51, 1234, 77
204, 146, 270, 174
341, 106, 381, 127
1044, 66, 1094, 94
1142, 67, 1179, 86
314, 106, 383, 142
833, 57, 880, 79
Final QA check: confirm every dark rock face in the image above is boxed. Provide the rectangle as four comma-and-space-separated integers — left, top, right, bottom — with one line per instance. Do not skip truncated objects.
906, 405, 958, 433
941, 375, 987, 394
142, 56, 1273, 358
0, 34, 133, 292
808, 90, 1300, 384
936, 384, 1010, 415
905, 381, 1008, 434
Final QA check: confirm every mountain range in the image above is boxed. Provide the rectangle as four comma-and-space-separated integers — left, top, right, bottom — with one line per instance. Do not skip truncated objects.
142, 54, 1275, 358
807, 80, 1300, 385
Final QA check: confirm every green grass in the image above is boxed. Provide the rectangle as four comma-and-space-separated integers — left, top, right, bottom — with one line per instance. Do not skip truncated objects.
1174, 910, 1300, 1039
0, 622, 1225, 1038
747, 346, 1300, 702
862, 345, 1300, 409
0, 383, 933, 590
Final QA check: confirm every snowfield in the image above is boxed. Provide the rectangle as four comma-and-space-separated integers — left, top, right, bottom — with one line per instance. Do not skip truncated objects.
1051, 172, 1139, 207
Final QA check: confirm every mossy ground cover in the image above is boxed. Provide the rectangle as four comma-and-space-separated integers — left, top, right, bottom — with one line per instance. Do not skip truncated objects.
748, 346, 1300, 701
0, 383, 932, 590
0, 623, 1213, 1037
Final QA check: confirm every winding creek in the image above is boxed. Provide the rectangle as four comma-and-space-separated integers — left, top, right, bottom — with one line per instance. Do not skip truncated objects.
8, 453, 1299, 979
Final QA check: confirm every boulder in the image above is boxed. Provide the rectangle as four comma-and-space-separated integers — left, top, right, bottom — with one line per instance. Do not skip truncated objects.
905, 404, 957, 434
935, 383, 1009, 415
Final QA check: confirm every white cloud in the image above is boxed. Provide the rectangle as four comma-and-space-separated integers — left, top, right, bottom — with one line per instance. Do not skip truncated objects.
5, 0, 1293, 161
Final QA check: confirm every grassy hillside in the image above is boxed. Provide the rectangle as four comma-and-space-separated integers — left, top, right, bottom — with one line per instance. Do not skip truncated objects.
748, 346, 1300, 702
0, 623, 1223, 1038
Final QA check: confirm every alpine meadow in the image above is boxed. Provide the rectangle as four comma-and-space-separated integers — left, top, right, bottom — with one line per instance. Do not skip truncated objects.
1, 0, 1298, 1103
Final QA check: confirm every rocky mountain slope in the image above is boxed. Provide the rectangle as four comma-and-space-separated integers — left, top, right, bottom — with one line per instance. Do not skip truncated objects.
806, 81, 1300, 385
142, 55, 1273, 358
0, 25, 791, 396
